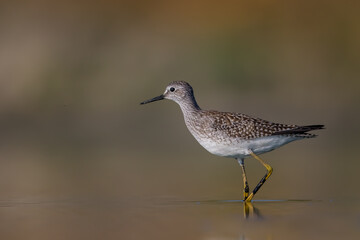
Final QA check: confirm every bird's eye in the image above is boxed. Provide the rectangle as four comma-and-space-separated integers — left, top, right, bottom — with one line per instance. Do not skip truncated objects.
170, 87, 175, 92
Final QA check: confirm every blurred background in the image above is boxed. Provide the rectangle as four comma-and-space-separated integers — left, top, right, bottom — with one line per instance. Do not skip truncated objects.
0, 0, 359, 239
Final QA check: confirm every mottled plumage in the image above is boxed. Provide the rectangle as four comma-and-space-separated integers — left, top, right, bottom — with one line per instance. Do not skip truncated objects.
141, 81, 324, 201
210, 111, 297, 139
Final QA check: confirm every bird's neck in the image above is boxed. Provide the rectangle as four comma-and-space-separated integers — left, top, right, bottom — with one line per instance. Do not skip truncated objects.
178, 96, 201, 116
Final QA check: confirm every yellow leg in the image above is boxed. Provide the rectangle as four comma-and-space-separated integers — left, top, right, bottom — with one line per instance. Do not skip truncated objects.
245, 150, 273, 202
237, 158, 249, 201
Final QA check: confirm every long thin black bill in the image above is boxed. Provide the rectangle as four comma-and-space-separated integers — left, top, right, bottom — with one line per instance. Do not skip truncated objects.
140, 94, 164, 105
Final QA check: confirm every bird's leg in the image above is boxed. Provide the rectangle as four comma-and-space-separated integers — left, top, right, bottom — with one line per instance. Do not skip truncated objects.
246, 150, 273, 202
237, 158, 249, 201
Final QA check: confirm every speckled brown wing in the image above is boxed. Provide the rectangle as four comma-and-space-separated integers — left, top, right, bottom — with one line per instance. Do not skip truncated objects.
211, 111, 297, 140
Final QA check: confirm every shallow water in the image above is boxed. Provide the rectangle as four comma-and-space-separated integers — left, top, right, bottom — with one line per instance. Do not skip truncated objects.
0, 140, 359, 240
0, 196, 359, 240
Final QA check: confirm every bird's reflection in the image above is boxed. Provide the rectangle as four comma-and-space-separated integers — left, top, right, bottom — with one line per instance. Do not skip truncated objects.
186, 199, 263, 219
243, 201, 261, 219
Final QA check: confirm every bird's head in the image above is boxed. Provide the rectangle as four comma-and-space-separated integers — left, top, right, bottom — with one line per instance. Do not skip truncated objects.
140, 81, 195, 106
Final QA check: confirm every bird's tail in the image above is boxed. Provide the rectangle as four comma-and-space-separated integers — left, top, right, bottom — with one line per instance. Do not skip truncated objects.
272, 125, 325, 137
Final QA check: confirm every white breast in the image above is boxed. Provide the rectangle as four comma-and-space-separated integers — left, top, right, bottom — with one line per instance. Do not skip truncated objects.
193, 135, 301, 159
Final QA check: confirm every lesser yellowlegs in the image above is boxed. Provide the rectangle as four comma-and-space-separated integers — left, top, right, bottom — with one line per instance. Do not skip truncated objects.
140, 81, 324, 201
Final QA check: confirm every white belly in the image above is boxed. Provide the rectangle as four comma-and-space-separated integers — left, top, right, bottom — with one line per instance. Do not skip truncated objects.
194, 135, 301, 159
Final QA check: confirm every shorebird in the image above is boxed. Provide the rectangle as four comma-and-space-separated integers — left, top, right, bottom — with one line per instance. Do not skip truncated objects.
140, 81, 324, 201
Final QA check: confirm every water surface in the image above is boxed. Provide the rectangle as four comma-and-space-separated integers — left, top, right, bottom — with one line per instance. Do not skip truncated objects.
0, 196, 358, 240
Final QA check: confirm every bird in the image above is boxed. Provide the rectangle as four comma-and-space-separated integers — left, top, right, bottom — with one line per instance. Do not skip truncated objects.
140, 81, 324, 201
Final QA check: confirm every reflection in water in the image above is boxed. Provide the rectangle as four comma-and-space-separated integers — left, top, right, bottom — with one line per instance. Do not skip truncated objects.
185, 199, 263, 219
243, 202, 261, 219
0, 197, 358, 240
189, 198, 316, 220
